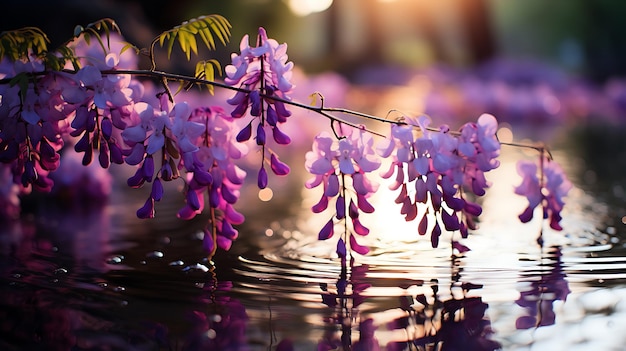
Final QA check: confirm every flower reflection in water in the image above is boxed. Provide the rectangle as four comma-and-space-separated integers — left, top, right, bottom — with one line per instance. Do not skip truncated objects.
515, 246, 570, 330
187, 280, 249, 351
386, 263, 501, 351
319, 261, 372, 350
316, 258, 501, 351
0, 209, 110, 350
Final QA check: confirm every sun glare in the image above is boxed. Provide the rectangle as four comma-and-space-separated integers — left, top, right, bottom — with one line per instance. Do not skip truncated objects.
287, 0, 333, 17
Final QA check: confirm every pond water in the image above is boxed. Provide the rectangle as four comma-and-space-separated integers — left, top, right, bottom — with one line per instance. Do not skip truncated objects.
1, 124, 626, 351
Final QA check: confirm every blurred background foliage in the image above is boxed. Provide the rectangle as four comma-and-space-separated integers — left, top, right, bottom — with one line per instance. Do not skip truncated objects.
2, 0, 626, 82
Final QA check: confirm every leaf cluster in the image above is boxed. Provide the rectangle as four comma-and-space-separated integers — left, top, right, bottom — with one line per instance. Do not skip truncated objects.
0, 27, 49, 60
155, 14, 231, 61
0, 18, 122, 72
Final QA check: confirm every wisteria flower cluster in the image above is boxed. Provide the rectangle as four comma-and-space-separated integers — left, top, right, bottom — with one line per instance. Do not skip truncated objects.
305, 126, 381, 258
375, 113, 501, 251
224, 27, 294, 189
175, 106, 248, 253
0, 17, 573, 259
0, 27, 254, 254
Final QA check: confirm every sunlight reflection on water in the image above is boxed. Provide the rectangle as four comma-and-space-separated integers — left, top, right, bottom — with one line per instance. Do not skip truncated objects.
231, 140, 626, 349
2, 126, 626, 350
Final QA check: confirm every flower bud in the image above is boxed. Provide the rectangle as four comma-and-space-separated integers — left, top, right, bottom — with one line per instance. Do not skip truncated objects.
236, 122, 253, 142
257, 166, 268, 189
318, 219, 334, 240
272, 126, 291, 145
256, 123, 266, 145
270, 153, 290, 176
136, 197, 155, 219
151, 178, 164, 201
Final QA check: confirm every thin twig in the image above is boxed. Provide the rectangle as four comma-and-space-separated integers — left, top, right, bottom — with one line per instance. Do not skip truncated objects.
0, 68, 552, 154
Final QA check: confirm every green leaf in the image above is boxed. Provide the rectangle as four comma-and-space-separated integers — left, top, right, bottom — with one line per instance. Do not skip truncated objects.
208, 18, 228, 46
0, 26, 50, 60
120, 42, 139, 55
155, 14, 231, 61
196, 27, 213, 51
177, 31, 189, 59
186, 31, 198, 58
9, 72, 30, 101
102, 21, 111, 49
309, 93, 319, 106
173, 80, 186, 96
194, 61, 205, 79
166, 33, 176, 59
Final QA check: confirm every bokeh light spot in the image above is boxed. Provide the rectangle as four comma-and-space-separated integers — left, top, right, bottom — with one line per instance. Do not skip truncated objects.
259, 188, 274, 202
497, 125, 514, 144
287, 0, 333, 17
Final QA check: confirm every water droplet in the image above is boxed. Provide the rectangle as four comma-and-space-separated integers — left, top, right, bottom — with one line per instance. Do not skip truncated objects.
169, 260, 184, 266
51, 278, 59, 283
160, 236, 171, 245
54, 268, 68, 275
182, 263, 210, 273
607, 227, 616, 235
146, 251, 164, 259
98, 282, 108, 288
113, 286, 126, 292
211, 314, 222, 323
120, 300, 128, 306
52, 246, 59, 252
193, 231, 204, 240
106, 255, 124, 264
11, 273, 22, 279
206, 329, 216, 339
140, 260, 147, 265
194, 282, 205, 288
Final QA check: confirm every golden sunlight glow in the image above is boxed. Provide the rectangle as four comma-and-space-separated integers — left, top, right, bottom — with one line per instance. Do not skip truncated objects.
259, 188, 274, 202
497, 124, 514, 144
287, 0, 333, 17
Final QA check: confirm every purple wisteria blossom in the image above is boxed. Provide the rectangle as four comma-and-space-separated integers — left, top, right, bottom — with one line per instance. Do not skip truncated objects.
121, 96, 176, 219
225, 27, 294, 188
515, 156, 571, 231
377, 114, 501, 250
176, 106, 248, 253
66, 39, 138, 168
0, 55, 65, 192
306, 126, 380, 258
